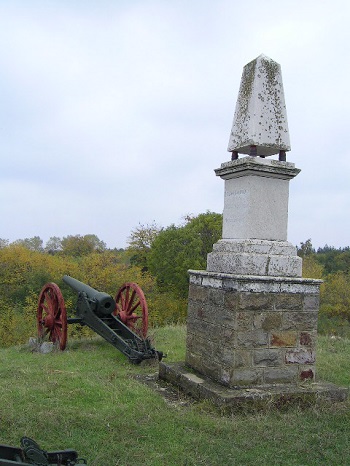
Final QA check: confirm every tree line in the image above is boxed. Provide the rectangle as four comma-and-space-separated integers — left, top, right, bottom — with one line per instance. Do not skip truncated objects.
0, 234, 110, 256
0, 214, 350, 347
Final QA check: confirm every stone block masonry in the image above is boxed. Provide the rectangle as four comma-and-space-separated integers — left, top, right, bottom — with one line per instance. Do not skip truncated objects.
185, 270, 321, 387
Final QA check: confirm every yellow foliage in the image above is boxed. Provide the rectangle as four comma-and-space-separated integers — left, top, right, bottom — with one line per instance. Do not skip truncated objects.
302, 256, 324, 279
0, 245, 79, 293
320, 272, 350, 320
77, 252, 156, 297
148, 291, 187, 327
0, 293, 37, 347
76, 252, 182, 327
0, 302, 18, 347
0, 247, 187, 348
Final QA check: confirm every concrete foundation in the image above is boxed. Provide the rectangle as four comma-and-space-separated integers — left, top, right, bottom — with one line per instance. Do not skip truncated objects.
159, 362, 347, 411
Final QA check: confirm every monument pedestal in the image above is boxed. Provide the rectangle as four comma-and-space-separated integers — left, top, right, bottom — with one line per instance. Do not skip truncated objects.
185, 270, 320, 387
216, 157, 300, 242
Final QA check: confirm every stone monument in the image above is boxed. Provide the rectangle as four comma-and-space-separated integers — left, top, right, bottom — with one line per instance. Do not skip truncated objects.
159, 55, 347, 407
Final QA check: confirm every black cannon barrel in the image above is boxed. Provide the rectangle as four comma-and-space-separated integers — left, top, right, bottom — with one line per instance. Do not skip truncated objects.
63, 275, 116, 316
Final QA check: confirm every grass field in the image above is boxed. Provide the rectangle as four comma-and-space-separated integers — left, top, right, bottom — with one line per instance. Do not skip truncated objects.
0, 325, 349, 465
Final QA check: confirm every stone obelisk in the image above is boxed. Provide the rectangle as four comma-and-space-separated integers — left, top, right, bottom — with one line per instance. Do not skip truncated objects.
159, 55, 347, 406
228, 54, 290, 160
207, 54, 301, 279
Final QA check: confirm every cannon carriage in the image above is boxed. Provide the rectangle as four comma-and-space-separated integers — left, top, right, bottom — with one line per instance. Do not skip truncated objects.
0, 437, 86, 465
37, 276, 163, 364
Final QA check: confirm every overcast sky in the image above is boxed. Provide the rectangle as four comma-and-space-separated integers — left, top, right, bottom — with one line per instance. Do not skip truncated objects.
0, 0, 349, 250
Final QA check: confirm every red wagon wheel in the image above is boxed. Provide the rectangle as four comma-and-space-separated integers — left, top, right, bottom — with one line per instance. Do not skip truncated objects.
37, 283, 67, 351
115, 282, 148, 338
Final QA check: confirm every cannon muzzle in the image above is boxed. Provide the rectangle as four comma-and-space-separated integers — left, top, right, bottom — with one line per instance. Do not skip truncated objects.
63, 275, 116, 316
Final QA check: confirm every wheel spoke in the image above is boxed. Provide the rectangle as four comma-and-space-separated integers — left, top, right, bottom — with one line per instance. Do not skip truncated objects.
128, 315, 141, 322
130, 300, 141, 314
120, 293, 126, 310
52, 326, 61, 339
47, 301, 54, 316
126, 290, 136, 314
115, 283, 148, 338
37, 283, 67, 350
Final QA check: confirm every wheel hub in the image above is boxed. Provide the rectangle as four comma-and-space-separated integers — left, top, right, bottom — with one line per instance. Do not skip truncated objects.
44, 314, 55, 329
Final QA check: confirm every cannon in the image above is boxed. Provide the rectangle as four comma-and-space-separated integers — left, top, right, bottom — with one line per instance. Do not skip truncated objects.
37, 276, 163, 364
0, 437, 86, 465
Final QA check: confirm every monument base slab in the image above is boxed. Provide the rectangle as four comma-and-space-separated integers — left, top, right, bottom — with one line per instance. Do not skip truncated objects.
159, 362, 348, 411
207, 239, 302, 277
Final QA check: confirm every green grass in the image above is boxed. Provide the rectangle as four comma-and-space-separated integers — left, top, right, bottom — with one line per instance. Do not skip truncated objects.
0, 326, 350, 465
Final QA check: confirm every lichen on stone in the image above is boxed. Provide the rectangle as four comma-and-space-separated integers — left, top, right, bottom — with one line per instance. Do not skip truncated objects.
228, 54, 291, 157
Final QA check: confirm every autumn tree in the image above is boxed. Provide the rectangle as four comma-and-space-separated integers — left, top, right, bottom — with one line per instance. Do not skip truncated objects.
320, 272, 350, 321
45, 236, 63, 254
61, 234, 106, 257
12, 236, 44, 252
127, 222, 161, 271
302, 256, 324, 279
297, 239, 315, 257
